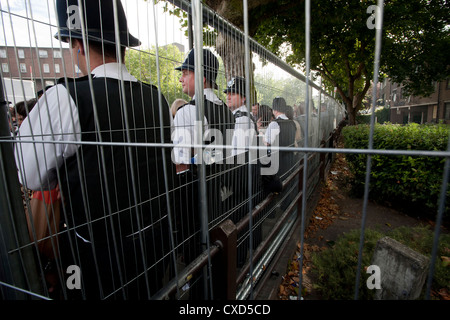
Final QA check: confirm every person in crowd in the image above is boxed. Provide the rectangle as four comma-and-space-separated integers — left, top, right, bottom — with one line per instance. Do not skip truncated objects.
172, 47, 234, 169
286, 105, 302, 149
256, 104, 274, 136
10, 97, 63, 298
171, 98, 188, 118
172, 47, 236, 298
264, 97, 296, 179
8, 98, 37, 134
15, 0, 174, 299
224, 76, 257, 157
251, 102, 260, 120
223, 76, 259, 266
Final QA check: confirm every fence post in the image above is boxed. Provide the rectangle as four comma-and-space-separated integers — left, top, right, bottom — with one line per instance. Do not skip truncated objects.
210, 219, 237, 300
0, 75, 43, 299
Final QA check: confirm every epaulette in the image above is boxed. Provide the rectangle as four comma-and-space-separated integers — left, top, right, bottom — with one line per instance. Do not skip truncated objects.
57, 75, 89, 85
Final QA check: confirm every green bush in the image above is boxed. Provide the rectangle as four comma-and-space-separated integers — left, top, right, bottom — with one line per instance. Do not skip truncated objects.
342, 123, 450, 219
311, 226, 450, 300
311, 229, 384, 299
356, 107, 390, 124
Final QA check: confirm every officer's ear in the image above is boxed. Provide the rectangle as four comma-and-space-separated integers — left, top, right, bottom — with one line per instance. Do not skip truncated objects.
71, 39, 84, 55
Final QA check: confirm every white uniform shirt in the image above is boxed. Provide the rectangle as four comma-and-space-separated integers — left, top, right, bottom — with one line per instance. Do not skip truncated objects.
171, 88, 223, 164
15, 63, 171, 190
264, 114, 288, 146
231, 105, 256, 156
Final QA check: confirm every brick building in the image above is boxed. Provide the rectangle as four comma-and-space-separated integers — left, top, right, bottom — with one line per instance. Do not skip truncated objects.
0, 45, 78, 96
380, 78, 450, 125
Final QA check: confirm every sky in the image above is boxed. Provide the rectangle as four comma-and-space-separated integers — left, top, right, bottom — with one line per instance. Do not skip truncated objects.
0, 0, 318, 89
0, 0, 190, 49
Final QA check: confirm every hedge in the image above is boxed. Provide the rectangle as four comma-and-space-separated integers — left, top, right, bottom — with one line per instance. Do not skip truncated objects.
356, 107, 390, 124
342, 123, 450, 219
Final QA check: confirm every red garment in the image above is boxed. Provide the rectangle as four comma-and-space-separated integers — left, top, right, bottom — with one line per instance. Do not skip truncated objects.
32, 188, 59, 204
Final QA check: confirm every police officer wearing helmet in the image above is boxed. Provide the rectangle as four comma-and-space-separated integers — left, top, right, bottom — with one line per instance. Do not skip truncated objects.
172, 48, 234, 167
223, 76, 257, 157
264, 97, 296, 178
172, 49, 235, 287
224, 77, 261, 266
15, 0, 174, 299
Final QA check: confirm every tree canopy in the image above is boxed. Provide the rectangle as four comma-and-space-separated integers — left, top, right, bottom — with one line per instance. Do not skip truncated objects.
204, 0, 450, 124
125, 44, 188, 105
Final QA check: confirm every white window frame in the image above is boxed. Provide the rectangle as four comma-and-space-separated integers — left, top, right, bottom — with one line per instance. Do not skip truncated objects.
39, 50, 48, 58
2, 63, 9, 73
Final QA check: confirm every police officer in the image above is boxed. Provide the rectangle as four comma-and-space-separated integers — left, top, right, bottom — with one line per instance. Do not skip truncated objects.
172, 48, 234, 167
223, 76, 257, 157
15, 0, 174, 299
264, 97, 296, 179
172, 48, 235, 298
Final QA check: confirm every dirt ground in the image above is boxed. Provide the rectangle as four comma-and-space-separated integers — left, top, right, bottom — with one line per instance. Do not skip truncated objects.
278, 147, 443, 300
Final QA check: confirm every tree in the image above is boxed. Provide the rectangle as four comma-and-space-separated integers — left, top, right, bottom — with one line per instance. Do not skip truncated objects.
159, 0, 448, 124
125, 44, 189, 105
380, 0, 450, 97
203, 0, 449, 125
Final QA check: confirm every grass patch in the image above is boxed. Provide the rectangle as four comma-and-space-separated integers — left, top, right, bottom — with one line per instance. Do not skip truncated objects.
311, 226, 450, 300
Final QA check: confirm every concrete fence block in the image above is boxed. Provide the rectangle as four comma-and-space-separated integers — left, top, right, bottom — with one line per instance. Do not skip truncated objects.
371, 236, 429, 300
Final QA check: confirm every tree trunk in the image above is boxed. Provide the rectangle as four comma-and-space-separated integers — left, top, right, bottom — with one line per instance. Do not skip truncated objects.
216, 33, 258, 105
346, 101, 357, 125
216, 33, 246, 80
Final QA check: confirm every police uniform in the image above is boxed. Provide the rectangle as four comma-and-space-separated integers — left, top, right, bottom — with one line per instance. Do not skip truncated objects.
223, 76, 257, 157
172, 88, 228, 164
15, 0, 174, 299
223, 77, 262, 266
231, 105, 257, 156
264, 98, 296, 180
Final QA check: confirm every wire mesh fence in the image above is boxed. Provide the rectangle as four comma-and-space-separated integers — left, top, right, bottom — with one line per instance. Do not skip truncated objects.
0, 0, 447, 301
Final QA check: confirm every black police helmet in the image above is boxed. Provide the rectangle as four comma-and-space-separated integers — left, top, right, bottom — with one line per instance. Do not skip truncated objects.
223, 76, 246, 97
272, 97, 287, 113
175, 48, 219, 89
54, 0, 140, 47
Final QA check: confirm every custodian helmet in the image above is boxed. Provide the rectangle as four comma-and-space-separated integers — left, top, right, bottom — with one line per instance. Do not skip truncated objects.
54, 0, 140, 47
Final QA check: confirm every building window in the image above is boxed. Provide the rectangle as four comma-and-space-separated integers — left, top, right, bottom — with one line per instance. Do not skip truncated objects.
18, 49, 25, 59
2, 63, 9, 73
20, 63, 27, 73
43, 63, 50, 73
447, 79, 450, 90
445, 103, 450, 120
53, 50, 62, 58
39, 50, 48, 58
55, 64, 60, 73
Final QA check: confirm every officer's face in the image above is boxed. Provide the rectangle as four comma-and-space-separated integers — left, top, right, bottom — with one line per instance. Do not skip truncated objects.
226, 93, 245, 111
252, 104, 259, 116
179, 70, 196, 97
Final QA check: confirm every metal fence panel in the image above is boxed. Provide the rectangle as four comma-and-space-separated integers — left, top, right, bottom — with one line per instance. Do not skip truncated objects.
0, 0, 446, 302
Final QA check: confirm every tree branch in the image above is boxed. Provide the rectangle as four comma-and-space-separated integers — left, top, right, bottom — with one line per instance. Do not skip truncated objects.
320, 61, 351, 106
